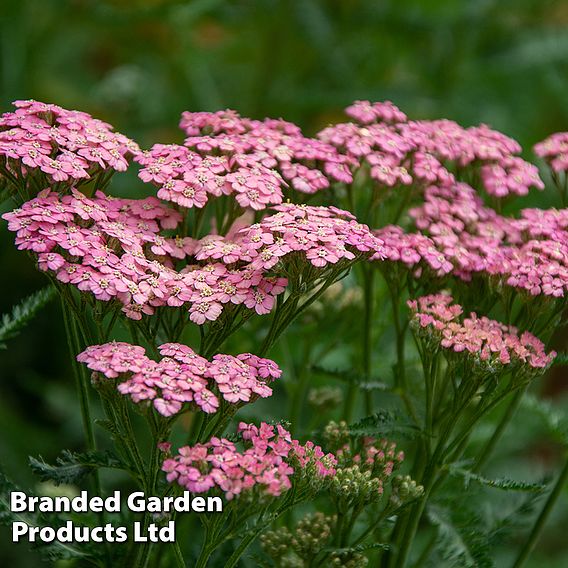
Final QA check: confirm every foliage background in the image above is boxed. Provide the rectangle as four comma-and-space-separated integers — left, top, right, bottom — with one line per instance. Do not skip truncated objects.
1, 0, 567, 565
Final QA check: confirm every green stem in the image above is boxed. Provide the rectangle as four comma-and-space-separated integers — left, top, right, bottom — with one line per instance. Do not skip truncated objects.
61, 300, 96, 453
472, 386, 526, 473
362, 266, 375, 415
172, 538, 186, 567
512, 453, 568, 568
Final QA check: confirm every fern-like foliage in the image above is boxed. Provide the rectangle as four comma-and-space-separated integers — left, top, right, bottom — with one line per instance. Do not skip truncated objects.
448, 464, 547, 493
521, 393, 568, 447
0, 286, 55, 348
349, 410, 424, 440
29, 450, 125, 486
311, 365, 392, 392
427, 504, 494, 568
0, 467, 86, 562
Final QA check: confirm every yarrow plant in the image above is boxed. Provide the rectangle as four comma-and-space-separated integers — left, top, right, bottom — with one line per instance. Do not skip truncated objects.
1, 98, 567, 568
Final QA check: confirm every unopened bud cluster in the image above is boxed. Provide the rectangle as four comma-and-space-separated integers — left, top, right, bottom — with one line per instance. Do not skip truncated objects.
330, 550, 369, 567
390, 474, 424, 506
261, 512, 335, 566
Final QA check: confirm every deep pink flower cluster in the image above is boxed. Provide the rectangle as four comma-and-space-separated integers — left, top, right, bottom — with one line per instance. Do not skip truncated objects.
136, 143, 287, 211
408, 184, 568, 298
0, 100, 140, 185
179, 109, 354, 194
372, 225, 453, 276
76, 342, 281, 417
162, 421, 337, 499
318, 100, 544, 197
408, 293, 556, 369
534, 132, 568, 173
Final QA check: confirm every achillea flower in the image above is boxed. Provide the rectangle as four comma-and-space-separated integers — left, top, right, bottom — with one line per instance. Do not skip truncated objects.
408, 184, 568, 297
408, 293, 556, 371
2, 190, 288, 321
373, 225, 453, 276
162, 422, 336, 499
0, 100, 140, 189
179, 109, 354, 194
534, 132, 568, 172
318, 100, 543, 198
238, 203, 385, 271
345, 100, 407, 125
135, 144, 286, 211
77, 342, 281, 417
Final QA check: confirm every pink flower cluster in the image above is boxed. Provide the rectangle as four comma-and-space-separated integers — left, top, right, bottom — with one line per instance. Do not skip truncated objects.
0, 100, 140, 186
408, 293, 556, 369
534, 132, 568, 173
1, 189, 288, 322
136, 143, 287, 211
76, 342, 281, 417
318, 100, 544, 197
236, 203, 385, 270
408, 184, 568, 298
162, 422, 337, 499
3, 189, 386, 321
179, 109, 354, 194
372, 225, 453, 276
345, 100, 407, 124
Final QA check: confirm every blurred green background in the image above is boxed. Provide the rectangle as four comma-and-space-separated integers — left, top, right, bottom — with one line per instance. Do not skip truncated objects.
1, 0, 568, 565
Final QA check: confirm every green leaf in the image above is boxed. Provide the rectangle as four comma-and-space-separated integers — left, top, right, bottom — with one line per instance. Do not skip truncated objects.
427, 505, 494, 568
553, 352, 568, 366
0, 468, 86, 561
29, 450, 124, 486
330, 542, 390, 554
0, 286, 56, 348
349, 410, 424, 440
448, 465, 547, 493
521, 393, 568, 447
311, 365, 392, 391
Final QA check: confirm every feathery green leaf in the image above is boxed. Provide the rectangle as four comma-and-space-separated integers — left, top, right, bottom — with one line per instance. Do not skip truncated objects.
0, 286, 56, 348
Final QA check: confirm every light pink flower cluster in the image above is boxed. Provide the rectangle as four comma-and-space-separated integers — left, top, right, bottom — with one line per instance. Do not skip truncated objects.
136, 143, 287, 211
236, 204, 385, 270
1, 189, 288, 322
534, 132, 568, 172
162, 421, 337, 499
76, 342, 281, 417
345, 100, 407, 124
318, 100, 544, 197
408, 184, 568, 298
0, 100, 140, 186
179, 109, 354, 194
408, 293, 556, 369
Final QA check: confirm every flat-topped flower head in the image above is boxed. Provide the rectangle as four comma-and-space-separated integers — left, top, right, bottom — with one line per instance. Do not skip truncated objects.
408, 293, 556, 373
2, 190, 289, 322
135, 143, 286, 211
0, 99, 140, 191
237, 203, 385, 272
318, 100, 543, 198
77, 342, 281, 417
345, 100, 407, 125
178, 109, 354, 194
162, 421, 336, 499
534, 132, 568, 173
408, 184, 568, 298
